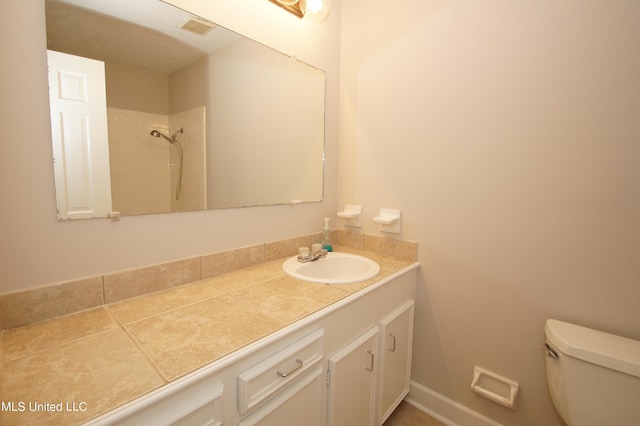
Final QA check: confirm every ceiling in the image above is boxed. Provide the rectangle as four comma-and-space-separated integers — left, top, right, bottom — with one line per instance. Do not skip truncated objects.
45, 0, 241, 74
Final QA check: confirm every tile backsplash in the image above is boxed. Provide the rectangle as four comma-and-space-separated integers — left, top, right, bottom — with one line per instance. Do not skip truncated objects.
0, 230, 417, 330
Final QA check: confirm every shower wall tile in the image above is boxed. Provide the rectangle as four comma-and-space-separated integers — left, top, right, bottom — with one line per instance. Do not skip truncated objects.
0, 276, 103, 330
108, 108, 171, 216
170, 107, 206, 212
103, 257, 201, 303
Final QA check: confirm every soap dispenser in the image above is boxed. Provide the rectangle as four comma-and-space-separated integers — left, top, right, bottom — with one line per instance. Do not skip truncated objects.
322, 217, 333, 252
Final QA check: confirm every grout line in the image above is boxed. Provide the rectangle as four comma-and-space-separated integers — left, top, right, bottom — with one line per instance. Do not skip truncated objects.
103, 307, 169, 383
224, 292, 288, 327
106, 263, 287, 326
109, 290, 228, 326
1, 307, 119, 363
101, 275, 107, 307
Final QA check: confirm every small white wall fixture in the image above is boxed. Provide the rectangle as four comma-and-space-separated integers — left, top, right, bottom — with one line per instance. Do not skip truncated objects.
337, 204, 362, 227
373, 208, 401, 234
470, 366, 519, 410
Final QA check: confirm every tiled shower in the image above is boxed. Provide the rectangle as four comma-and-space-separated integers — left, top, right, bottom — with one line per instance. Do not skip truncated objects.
107, 106, 206, 216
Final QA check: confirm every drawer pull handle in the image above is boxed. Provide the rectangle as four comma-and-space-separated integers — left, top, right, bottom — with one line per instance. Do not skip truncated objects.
277, 358, 303, 378
365, 349, 374, 372
388, 333, 396, 352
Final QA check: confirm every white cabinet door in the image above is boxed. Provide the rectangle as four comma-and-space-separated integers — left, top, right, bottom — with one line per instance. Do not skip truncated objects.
239, 367, 324, 426
47, 50, 112, 220
377, 301, 414, 424
327, 326, 379, 426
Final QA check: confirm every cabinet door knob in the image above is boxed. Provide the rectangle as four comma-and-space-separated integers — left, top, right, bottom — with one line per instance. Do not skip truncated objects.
365, 349, 374, 372
276, 358, 304, 378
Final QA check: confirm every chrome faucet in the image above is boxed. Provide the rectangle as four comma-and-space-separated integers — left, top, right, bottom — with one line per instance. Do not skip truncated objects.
297, 248, 328, 263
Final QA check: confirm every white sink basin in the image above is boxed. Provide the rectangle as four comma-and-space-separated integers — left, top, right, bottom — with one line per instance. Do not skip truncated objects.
282, 252, 380, 284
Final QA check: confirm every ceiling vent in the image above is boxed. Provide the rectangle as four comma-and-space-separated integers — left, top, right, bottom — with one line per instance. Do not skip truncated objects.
180, 17, 216, 36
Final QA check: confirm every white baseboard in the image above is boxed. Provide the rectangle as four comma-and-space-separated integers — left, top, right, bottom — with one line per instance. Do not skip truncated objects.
405, 381, 503, 426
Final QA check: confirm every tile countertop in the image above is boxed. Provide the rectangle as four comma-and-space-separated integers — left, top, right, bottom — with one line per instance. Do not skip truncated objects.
0, 247, 415, 426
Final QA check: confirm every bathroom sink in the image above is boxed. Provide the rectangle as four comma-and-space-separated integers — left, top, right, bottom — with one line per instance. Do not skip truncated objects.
282, 252, 380, 284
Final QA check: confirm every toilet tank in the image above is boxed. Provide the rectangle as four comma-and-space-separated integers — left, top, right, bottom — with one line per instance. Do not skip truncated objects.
544, 319, 640, 426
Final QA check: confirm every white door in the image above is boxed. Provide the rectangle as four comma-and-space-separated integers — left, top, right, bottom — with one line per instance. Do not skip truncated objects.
378, 301, 415, 424
48, 50, 112, 220
327, 327, 379, 426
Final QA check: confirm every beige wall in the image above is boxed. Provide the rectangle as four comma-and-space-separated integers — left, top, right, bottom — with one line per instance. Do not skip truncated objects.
207, 37, 325, 208
0, 0, 340, 294
340, 0, 640, 425
106, 60, 170, 115
169, 56, 208, 115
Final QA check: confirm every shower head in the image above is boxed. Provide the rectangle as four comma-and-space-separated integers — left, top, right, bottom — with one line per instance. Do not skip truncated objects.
149, 129, 185, 201
150, 129, 174, 143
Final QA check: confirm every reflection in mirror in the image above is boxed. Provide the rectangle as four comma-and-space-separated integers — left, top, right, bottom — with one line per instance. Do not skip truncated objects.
46, 0, 325, 220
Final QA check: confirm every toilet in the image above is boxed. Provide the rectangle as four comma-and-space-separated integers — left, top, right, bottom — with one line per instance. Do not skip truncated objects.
544, 319, 640, 426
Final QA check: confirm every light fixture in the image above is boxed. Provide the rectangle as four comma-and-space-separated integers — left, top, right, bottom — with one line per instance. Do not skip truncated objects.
268, 0, 303, 18
299, 0, 330, 21
268, 0, 330, 20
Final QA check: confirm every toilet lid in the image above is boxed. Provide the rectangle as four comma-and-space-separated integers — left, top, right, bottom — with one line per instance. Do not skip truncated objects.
545, 319, 640, 378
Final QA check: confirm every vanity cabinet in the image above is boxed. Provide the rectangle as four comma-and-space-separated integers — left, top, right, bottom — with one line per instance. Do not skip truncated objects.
87, 265, 417, 426
327, 300, 415, 426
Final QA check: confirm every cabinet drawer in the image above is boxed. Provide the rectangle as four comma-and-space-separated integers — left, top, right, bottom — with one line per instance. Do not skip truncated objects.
238, 367, 324, 426
238, 328, 324, 414
91, 376, 224, 426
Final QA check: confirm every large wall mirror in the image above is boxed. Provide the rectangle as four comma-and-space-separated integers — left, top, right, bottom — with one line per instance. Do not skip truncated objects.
46, 0, 325, 220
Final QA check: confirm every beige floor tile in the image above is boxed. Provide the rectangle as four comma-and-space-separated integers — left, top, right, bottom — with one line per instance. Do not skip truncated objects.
0, 329, 164, 426
2, 308, 118, 362
229, 275, 351, 323
124, 294, 285, 380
